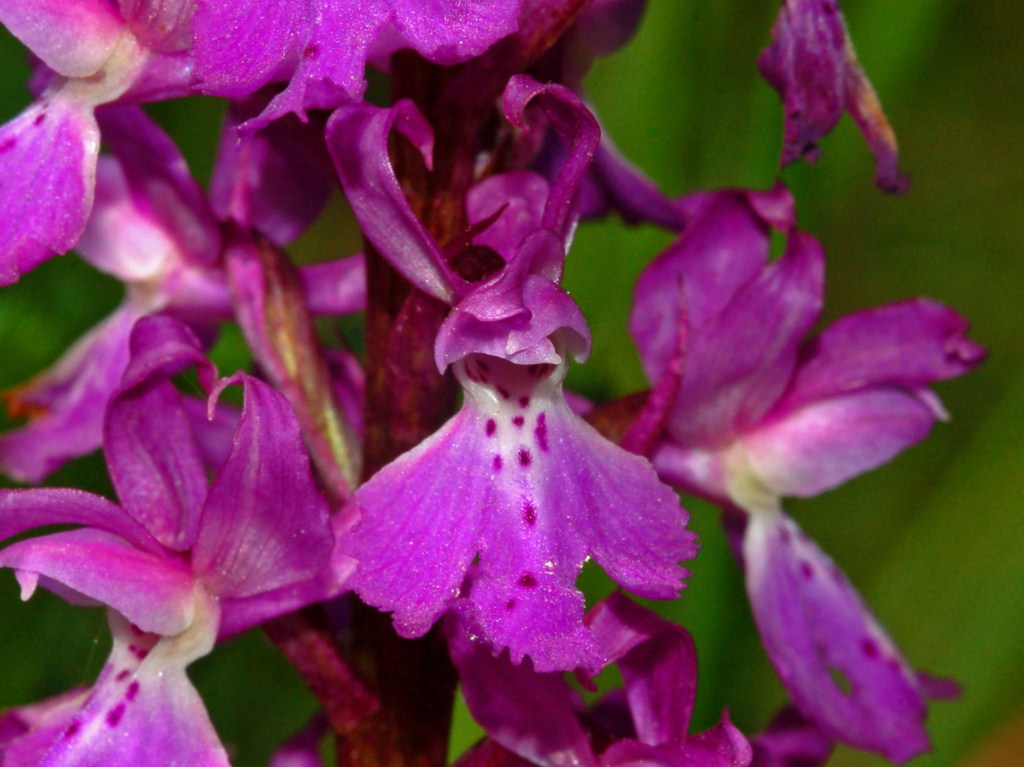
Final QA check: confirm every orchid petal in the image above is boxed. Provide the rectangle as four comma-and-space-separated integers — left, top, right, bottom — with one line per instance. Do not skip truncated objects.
391, 0, 522, 65
301, 255, 367, 316
0, 99, 98, 285
743, 511, 931, 762
742, 388, 940, 498
328, 100, 463, 303
0, 304, 139, 483
0, 0, 124, 78
750, 707, 833, 767
0, 528, 195, 636
192, 374, 334, 598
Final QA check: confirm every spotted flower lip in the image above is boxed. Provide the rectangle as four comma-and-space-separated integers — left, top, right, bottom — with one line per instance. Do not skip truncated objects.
758, 0, 907, 193
332, 76, 694, 672
632, 184, 983, 760
0, 315, 345, 765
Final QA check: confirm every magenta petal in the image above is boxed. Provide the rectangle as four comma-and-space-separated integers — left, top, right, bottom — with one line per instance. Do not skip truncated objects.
781, 298, 986, 411
42, 613, 228, 767
668, 231, 824, 446
601, 726, 752, 767
0, 528, 195, 635
391, 0, 522, 64
301, 255, 367, 316
0, 689, 89, 766
104, 323, 212, 552
750, 707, 834, 767
743, 512, 931, 762
587, 593, 697, 745
0, 304, 138, 483
0, 0, 124, 77
328, 100, 464, 303
0, 489, 159, 554
742, 388, 939, 498
192, 374, 334, 598
630, 186, 794, 383
447, 616, 596, 767
0, 99, 98, 285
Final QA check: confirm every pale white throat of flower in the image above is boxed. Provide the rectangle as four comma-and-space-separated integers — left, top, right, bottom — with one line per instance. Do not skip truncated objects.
722, 441, 783, 518
54, 32, 148, 110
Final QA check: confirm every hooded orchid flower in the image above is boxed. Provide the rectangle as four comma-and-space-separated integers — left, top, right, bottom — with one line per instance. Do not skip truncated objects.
630, 184, 984, 760
327, 75, 695, 672
0, 316, 348, 766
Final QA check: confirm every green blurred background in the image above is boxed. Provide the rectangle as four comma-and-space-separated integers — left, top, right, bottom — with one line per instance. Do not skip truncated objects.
1, 1, 1021, 764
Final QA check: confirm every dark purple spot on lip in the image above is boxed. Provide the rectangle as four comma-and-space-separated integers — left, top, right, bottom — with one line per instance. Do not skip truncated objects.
302, 44, 319, 59
518, 396, 530, 408
492, 454, 502, 472
64, 721, 80, 739
105, 703, 125, 728
497, 386, 510, 400
534, 413, 548, 451
523, 501, 537, 525
33, 112, 46, 126
129, 624, 144, 636
517, 447, 532, 467
477, 360, 489, 372
512, 415, 524, 428
861, 638, 880, 659
128, 645, 149, 661
518, 573, 537, 588
485, 419, 497, 436
116, 669, 131, 682
126, 681, 140, 701
780, 526, 792, 544
799, 561, 814, 580
0, 137, 17, 154
505, 599, 516, 610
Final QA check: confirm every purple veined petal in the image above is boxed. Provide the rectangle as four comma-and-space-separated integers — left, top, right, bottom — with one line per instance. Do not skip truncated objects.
0, 304, 139, 483
587, 593, 697, 746
89, 106, 221, 270
300, 255, 367, 316
780, 298, 986, 412
629, 186, 794, 383
390, 0, 522, 65
41, 607, 228, 767
192, 0, 310, 98
446, 615, 597, 767
466, 172, 549, 262
0, 0, 125, 78
666, 231, 824, 446
328, 99, 465, 304
0, 689, 89, 766
743, 511, 931, 762
104, 321, 212, 552
0, 98, 99, 286
0, 528, 196, 636
757, 0, 906, 193
503, 75, 600, 258
0, 488, 160, 554
192, 373, 334, 599
117, 0, 195, 53
750, 707, 834, 767
210, 95, 335, 245
740, 387, 941, 498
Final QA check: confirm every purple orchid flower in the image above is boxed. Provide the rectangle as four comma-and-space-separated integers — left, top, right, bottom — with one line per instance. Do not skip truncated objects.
0, 315, 348, 766
193, 0, 523, 131
759, 0, 906, 192
0, 0, 197, 284
450, 592, 752, 767
327, 75, 695, 672
629, 185, 984, 760
0, 105, 365, 483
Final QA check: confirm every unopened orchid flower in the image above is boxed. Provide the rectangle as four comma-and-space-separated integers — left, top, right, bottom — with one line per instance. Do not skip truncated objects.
629, 184, 984, 760
0, 0, 197, 284
328, 75, 695, 672
759, 0, 906, 192
0, 104, 364, 483
451, 592, 752, 767
0, 316, 347, 765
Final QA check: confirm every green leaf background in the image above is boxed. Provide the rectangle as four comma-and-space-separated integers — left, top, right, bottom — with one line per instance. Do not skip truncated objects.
1, 1, 1021, 764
